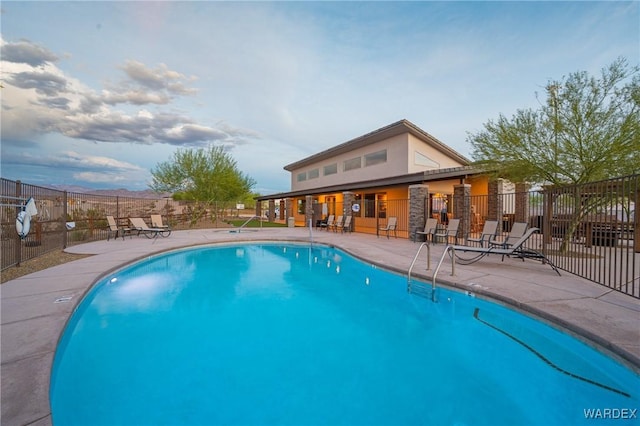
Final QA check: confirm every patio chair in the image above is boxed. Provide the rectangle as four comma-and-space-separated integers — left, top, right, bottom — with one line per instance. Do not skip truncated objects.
151, 214, 170, 231
467, 220, 499, 247
331, 215, 344, 232
433, 218, 460, 245
340, 215, 352, 233
413, 218, 438, 243
129, 217, 172, 238
320, 215, 335, 231
378, 216, 397, 239
106, 215, 134, 241
449, 227, 560, 275
490, 222, 528, 249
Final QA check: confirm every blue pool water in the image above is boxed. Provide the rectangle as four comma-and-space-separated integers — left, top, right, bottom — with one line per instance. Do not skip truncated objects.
51, 243, 639, 425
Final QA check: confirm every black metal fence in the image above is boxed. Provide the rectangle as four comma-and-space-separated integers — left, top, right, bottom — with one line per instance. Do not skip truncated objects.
463, 174, 639, 298
3, 175, 638, 298
0, 178, 222, 270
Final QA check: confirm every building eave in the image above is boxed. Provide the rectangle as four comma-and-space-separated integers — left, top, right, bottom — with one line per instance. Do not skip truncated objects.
257, 166, 481, 201
283, 119, 471, 172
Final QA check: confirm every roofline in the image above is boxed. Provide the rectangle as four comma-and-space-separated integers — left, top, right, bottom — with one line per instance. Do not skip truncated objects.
283, 119, 471, 171
256, 166, 481, 201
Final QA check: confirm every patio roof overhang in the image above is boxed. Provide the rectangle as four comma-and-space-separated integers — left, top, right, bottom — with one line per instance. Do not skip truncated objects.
283, 119, 471, 172
256, 165, 482, 201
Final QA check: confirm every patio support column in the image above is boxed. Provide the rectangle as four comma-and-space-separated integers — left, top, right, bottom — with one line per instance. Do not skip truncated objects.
268, 200, 276, 222
515, 182, 531, 225
454, 183, 471, 243
305, 195, 314, 227
488, 178, 505, 224
285, 198, 293, 221
409, 184, 429, 237
342, 192, 355, 232
279, 200, 286, 220
255, 200, 262, 218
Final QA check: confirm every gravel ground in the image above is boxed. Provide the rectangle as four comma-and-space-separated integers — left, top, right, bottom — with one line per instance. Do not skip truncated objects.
1, 250, 93, 284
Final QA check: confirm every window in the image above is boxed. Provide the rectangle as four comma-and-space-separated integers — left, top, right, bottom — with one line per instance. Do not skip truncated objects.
297, 172, 307, 182
323, 163, 338, 176
364, 149, 387, 167
308, 168, 319, 179
414, 151, 439, 168
343, 157, 361, 171
297, 199, 306, 214
364, 194, 376, 218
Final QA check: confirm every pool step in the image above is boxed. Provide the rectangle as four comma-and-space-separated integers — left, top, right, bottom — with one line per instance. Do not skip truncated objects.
407, 280, 434, 300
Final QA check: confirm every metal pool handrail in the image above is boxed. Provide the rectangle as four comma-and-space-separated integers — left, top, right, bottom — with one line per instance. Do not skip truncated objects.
408, 244, 458, 303
407, 242, 431, 293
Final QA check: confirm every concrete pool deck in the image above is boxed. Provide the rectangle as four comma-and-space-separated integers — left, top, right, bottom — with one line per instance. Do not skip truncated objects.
2, 227, 639, 426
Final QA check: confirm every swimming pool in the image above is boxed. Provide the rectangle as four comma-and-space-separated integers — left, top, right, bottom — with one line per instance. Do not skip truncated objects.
51, 243, 639, 425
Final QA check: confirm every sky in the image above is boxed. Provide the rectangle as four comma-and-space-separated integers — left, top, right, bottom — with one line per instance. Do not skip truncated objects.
1, 1, 638, 195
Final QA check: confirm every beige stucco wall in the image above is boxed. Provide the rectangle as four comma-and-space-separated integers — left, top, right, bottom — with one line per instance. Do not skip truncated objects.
406, 134, 465, 174
289, 134, 410, 192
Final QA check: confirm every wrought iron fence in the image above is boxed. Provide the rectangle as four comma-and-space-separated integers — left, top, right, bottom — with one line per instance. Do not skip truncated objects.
3, 175, 638, 298
461, 174, 639, 298
0, 178, 225, 270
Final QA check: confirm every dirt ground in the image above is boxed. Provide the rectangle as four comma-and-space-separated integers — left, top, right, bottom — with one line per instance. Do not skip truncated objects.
1, 250, 93, 284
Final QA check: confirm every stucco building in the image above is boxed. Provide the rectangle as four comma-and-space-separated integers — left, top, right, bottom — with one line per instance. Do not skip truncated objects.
257, 119, 505, 239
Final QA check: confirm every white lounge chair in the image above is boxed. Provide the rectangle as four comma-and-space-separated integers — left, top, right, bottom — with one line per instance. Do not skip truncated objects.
106, 215, 134, 241
331, 215, 344, 232
490, 222, 528, 248
320, 215, 335, 231
467, 220, 499, 247
129, 217, 172, 238
340, 216, 352, 233
413, 218, 438, 243
378, 217, 398, 239
151, 214, 171, 231
434, 218, 460, 245
450, 227, 560, 275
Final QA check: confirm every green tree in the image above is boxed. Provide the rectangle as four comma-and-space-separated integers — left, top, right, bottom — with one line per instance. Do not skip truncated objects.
150, 145, 256, 223
469, 58, 639, 253
469, 57, 639, 185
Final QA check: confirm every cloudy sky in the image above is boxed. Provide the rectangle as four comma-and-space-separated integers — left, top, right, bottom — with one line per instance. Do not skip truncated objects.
1, 1, 637, 194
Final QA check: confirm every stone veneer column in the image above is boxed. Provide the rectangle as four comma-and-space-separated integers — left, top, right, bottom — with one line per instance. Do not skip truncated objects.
454, 184, 471, 243
514, 182, 531, 225
408, 184, 429, 236
255, 200, 262, 219
305, 195, 314, 227
342, 192, 355, 232
285, 198, 293, 221
488, 178, 505, 222
268, 199, 276, 222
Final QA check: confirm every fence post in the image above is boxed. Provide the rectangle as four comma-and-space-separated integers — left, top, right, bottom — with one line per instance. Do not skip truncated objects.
635, 179, 639, 253
62, 191, 68, 248
14, 180, 22, 266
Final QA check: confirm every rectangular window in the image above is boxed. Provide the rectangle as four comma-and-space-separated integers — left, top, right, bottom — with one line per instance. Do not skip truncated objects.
343, 157, 361, 172
308, 168, 319, 179
297, 172, 307, 182
323, 163, 338, 176
364, 194, 376, 218
297, 199, 306, 214
365, 149, 387, 167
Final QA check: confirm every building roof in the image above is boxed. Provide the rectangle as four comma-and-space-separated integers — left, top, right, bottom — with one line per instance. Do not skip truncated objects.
256, 165, 479, 201
283, 119, 471, 171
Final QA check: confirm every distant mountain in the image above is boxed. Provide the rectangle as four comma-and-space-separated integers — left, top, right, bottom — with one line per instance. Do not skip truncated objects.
44, 184, 171, 199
